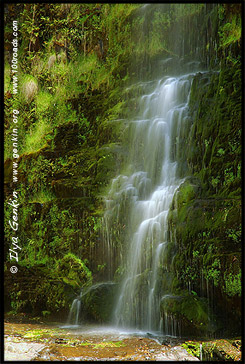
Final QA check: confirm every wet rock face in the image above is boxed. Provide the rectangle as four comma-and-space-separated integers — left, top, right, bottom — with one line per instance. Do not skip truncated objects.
160, 293, 213, 338
163, 55, 242, 337
80, 282, 117, 323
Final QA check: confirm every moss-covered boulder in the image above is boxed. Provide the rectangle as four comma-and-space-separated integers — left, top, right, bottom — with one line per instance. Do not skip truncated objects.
56, 253, 92, 289
160, 292, 217, 337
202, 339, 242, 361
80, 282, 117, 323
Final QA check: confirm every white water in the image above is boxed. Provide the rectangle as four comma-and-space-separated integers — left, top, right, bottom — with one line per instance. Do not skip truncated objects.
105, 74, 194, 333
67, 298, 81, 326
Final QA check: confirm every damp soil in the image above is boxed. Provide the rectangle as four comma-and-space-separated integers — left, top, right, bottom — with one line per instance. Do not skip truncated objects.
4, 321, 200, 361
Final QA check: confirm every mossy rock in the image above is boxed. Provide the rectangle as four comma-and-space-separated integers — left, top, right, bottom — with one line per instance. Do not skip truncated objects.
202, 339, 242, 361
56, 253, 92, 289
80, 282, 117, 323
160, 292, 217, 337
175, 177, 202, 208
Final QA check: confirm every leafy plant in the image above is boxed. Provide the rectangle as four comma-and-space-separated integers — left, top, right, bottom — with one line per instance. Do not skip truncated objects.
223, 270, 241, 297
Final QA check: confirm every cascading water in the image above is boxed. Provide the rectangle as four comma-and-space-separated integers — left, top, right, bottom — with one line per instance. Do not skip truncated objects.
67, 298, 81, 326
104, 73, 195, 334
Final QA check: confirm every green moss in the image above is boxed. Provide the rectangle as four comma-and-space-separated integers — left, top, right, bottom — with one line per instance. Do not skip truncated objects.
161, 293, 211, 335
24, 120, 52, 154
202, 339, 242, 361
218, 5, 241, 48
56, 253, 92, 288
203, 258, 221, 287
176, 178, 201, 208
23, 328, 67, 340
223, 270, 241, 297
36, 91, 55, 114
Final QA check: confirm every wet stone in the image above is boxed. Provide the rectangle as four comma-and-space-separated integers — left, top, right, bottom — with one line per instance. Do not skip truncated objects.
155, 346, 200, 361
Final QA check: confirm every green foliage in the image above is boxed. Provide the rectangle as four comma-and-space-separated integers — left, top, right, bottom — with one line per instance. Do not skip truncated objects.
170, 4, 204, 18
97, 263, 106, 273
90, 217, 102, 232
4, 63, 11, 93
42, 310, 51, 317
218, 5, 241, 48
188, 60, 241, 197
10, 290, 25, 313
36, 91, 54, 114
223, 270, 241, 297
19, 238, 49, 267
226, 226, 241, 243
149, 11, 171, 57
24, 119, 52, 153
204, 258, 221, 287
193, 251, 199, 258
216, 148, 225, 156
4, 3, 139, 159
29, 188, 55, 204
56, 253, 92, 288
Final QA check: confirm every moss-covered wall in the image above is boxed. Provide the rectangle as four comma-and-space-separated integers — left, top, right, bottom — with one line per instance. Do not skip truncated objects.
165, 4, 242, 337
4, 3, 139, 319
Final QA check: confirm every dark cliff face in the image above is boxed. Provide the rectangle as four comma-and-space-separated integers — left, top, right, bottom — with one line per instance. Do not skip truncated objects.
4, 3, 241, 336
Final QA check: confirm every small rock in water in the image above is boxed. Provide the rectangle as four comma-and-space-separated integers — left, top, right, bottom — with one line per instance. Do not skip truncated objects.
155, 346, 199, 361
55, 338, 68, 344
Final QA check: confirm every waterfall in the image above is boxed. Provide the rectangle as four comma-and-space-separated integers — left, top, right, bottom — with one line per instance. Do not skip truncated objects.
104, 73, 195, 333
67, 298, 81, 326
